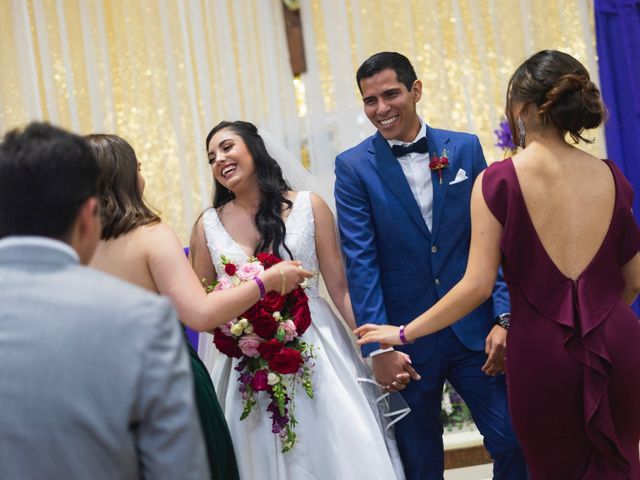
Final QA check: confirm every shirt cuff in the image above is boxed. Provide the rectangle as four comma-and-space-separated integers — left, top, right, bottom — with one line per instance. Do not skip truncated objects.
368, 347, 395, 358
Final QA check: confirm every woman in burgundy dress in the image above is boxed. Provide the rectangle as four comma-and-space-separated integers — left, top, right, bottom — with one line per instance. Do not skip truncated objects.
355, 50, 640, 479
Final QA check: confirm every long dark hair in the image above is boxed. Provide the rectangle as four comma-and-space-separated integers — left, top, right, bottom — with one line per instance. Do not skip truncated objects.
85, 134, 160, 240
506, 50, 606, 145
205, 121, 293, 259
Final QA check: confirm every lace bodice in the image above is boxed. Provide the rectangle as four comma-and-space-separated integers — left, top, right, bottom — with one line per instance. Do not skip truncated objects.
202, 191, 320, 298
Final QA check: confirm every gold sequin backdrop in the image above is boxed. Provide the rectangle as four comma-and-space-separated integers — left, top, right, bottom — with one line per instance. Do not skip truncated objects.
0, 0, 600, 242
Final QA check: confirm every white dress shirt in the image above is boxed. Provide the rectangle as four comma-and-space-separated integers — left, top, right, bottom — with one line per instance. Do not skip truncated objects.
387, 120, 433, 232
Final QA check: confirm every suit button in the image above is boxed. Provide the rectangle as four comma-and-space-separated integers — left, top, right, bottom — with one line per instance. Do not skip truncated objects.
435, 278, 440, 286
431, 245, 438, 253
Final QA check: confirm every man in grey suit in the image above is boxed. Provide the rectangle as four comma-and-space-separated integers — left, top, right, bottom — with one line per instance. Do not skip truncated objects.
0, 123, 209, 480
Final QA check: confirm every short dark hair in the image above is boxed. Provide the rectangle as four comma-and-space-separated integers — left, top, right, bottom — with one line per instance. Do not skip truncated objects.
85, 134, 160, 240
205, 120, 292, 259
506, 50, 606, 144
356, 52, 417, 93
0, 122, 99, 240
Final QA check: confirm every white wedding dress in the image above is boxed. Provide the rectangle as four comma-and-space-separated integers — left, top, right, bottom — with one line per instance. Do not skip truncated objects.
198, 191, 405, 480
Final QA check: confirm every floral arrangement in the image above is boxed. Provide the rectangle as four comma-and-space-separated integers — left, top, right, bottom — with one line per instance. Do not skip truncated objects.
429, 148, 449, 184
493, 118, 516, 152
210, 252, 315, 452
441, 381, 473, 432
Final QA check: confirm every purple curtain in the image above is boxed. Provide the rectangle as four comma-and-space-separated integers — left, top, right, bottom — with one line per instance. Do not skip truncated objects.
595, 0, 640, 315
183, 246, 200, 349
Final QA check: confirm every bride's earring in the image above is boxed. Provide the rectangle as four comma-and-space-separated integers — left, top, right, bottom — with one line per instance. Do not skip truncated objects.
517, 117, 526, 149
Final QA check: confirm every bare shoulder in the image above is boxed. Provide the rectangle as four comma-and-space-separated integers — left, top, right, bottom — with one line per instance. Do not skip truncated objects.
309, 192, 333, 219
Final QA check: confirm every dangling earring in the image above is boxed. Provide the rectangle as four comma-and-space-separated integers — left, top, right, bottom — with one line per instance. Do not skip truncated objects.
517, 117, 526, 149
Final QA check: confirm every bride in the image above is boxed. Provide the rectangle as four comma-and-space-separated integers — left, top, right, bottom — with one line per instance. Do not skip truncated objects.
190, 120, 407, 479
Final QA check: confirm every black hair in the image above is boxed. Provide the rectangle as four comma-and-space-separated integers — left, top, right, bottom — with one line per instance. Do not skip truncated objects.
506, 50, 606, 144
205, 121, 293, 259
0, 122, 99, 240
85, 134, 160, 240
356, 51, 418, 93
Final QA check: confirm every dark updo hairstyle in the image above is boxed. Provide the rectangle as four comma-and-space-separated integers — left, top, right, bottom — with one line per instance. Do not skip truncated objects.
506, 50, 606, 145
205, 121, 293, 259
85, 134, 160, 240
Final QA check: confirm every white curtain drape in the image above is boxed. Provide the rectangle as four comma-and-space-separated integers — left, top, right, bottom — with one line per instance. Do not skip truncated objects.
0, 0, 600, 240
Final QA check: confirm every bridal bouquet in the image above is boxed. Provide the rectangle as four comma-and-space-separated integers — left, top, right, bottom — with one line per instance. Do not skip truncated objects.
210, 253, 316, 452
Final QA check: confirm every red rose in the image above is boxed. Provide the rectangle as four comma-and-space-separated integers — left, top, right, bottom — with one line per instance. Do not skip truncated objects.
268, 348, 303, 374
258, 339, 284, 360
251, 308, 278, 338
224, 263, 237, 276
240, 303, 259, 320
251, 369, 269, 391
213, 329, 242, 358
256, 252, 283, 269
259, 291, 286, 313
289, 290, 311, 335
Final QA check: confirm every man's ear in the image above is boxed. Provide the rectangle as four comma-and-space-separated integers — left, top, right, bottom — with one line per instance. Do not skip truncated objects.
72, 197, 101, 264
412, 79, 423, 103
78, 197, 100, 233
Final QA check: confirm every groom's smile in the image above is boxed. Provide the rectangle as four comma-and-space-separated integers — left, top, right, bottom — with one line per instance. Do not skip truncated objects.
359, 68, 422, 143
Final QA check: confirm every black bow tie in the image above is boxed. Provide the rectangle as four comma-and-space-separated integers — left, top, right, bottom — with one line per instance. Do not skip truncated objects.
390, 136, 428, 157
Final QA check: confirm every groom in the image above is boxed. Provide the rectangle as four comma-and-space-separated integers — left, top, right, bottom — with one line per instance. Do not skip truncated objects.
335, 52, 527, 479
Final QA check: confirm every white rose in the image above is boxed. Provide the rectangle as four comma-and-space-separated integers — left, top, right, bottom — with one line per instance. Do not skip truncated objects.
272, 311, 282, 321
244, 324, 254, 334
230, 323, 245, 337
238, 318, 249, 328
267, 372, 280, 385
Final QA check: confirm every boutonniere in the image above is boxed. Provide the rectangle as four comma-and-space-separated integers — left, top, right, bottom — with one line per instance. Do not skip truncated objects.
429, 148, 449, 184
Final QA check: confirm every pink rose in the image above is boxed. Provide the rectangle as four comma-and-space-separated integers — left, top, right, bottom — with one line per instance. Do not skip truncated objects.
214, 277, 233, 291
252, 369, 269, 391
219, 320, 234, 336
236, 262, 264, 281
280, 319, 298, 342
238, 333, 263, 358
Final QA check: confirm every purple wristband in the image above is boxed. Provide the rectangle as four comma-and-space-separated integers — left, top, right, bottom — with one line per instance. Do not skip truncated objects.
399, 325, 413, 345
253, 276, 266, 298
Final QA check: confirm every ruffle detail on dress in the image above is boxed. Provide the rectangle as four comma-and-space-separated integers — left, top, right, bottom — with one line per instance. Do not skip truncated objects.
501, 214, 631, 478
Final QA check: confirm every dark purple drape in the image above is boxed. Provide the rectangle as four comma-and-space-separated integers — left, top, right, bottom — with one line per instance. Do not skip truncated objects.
183, 246, 200, 349
595, 0, 640, 315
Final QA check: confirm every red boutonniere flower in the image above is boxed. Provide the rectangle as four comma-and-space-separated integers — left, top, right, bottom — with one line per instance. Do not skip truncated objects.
429, 148, 449, 185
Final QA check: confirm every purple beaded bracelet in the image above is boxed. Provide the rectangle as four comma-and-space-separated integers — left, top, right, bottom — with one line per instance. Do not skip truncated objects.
253, 276, 266, 299
399, 325, 413, 344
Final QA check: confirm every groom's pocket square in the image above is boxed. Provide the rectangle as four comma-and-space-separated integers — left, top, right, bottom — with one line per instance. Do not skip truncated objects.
449, 168, 469, 185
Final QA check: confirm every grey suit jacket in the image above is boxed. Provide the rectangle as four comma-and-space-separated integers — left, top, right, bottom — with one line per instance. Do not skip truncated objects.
0, 239, 209, 480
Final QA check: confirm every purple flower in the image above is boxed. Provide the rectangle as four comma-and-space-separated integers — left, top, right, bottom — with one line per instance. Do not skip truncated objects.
494, 118, 516, 151
267, 400, 289, 434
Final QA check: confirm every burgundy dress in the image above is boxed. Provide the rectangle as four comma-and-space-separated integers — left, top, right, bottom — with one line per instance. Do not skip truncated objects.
483, 158, 640, 480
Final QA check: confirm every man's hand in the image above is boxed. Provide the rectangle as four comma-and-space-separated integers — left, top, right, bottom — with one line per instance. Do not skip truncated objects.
482, 325, 507, 375
371, 350, 420, 392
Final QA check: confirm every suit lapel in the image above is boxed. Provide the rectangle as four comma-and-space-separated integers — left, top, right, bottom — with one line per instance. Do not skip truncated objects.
428, 127, 454, 241
370, 132, 431, 238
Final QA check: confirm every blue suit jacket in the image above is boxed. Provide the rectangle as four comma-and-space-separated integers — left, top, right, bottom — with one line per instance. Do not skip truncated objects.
335, 125, 510, 363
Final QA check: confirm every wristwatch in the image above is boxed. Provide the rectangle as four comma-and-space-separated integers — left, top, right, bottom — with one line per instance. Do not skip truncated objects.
495, 313, 511, 330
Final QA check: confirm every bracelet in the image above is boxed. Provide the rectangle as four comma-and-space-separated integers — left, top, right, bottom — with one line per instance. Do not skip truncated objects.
275, 268, 286, 296
399, 325, 414, 345
495, 313, 511, 330
253, 276, 266, 299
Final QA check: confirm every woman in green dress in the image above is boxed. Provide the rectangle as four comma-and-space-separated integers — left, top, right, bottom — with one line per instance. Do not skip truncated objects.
85, 134, 311, 480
